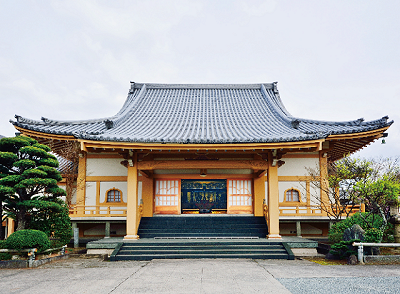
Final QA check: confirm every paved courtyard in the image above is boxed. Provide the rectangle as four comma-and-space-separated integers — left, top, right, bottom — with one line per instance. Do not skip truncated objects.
0, 257, 399, 294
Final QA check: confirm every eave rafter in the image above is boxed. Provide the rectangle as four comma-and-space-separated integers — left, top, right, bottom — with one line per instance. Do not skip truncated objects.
325, 126, 389, 161
14, 124, 390, 163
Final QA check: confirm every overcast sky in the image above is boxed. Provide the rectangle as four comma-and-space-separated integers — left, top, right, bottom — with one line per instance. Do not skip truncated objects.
1, 0, 399, 158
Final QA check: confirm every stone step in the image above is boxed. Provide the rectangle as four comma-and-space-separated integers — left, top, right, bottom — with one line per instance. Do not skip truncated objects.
113, 252, 291, 261
111, 240, 294, 261
120, 244, 284, 250
138, 216, 269, 238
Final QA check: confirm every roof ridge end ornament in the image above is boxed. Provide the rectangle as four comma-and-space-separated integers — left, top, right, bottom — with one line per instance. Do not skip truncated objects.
273, 81, 279, 94
291, 119, 301, 129
104, 119, 114, 130
14, 115, 38, 125
41, 117, 51, 124
129, 81, 135, 93
355, 118, 364, 126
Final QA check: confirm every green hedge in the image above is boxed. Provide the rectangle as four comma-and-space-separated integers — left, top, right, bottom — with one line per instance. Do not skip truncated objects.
0, 240, 11, 260
5, 229, 50, 252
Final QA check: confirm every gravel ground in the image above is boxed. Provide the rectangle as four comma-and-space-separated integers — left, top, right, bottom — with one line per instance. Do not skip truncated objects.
278, 277, 400, 294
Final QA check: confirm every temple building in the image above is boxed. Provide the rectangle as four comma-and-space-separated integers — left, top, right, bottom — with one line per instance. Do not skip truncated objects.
10, 82, 392, 240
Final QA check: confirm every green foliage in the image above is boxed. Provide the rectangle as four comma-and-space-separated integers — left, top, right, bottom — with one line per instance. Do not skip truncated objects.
0, 240, 11, 260
328, 212, 388, 243
32, 143, 51, 152
37, 158, 59, 168
22, 169, 48, 178
28, 199, 72, 247
364, 228, 383, 243
19, 146, 48, 159
0, 136, 66, 231
5, 229, 50, 252
0, 136, 36, 153
328, 232, 343, 244
13, 159, 36, 169
329, 239, 359, 259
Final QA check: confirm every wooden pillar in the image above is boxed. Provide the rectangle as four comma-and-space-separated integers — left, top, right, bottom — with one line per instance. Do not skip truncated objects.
253, 176, 265, 217
319, 152, 329, 216
124, 153, 139, 240
267, 153, 281, 239
141, 176, 154, 217
7, 218, 15, 237
76, 152, 87, 212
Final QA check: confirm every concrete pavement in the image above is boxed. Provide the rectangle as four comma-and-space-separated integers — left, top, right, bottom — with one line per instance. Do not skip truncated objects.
0, 257, 399, 293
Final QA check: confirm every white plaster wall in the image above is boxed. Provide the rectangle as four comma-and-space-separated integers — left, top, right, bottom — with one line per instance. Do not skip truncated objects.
87, 158, 127, 176
99, 181, 142, 206
85, 182, 96, 206
309, 182, 321, 205
100, 182, 128, 203
278, 181, 306, 202
278, 157, 319, 177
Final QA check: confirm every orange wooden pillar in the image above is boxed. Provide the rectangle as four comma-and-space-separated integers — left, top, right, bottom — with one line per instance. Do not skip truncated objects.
267, 153, 281, 239
319, 151, 329, 216
124, 153, 140, 240
141, 176, 154, 217
253, 176, 265, 217
7, 218, 15, 237
76, 152, 86, 213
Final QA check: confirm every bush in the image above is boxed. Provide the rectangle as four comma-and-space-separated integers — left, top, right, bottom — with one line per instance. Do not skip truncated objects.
6, 229, 50, 252
28, 199, 72, 247
329, 239, 359, 259
364, 228, 383, 243
328, 212, 390, 243
0, 240, 11, 260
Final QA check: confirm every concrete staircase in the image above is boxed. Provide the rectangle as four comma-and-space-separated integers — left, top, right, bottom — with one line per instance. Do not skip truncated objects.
137, 216, 268, 238
111, 240, 294, 261
110, 216, 294, 260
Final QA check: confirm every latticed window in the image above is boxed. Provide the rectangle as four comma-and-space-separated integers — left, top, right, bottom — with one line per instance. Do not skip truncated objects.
107, 189, 121, 202
285, 189, 300, 202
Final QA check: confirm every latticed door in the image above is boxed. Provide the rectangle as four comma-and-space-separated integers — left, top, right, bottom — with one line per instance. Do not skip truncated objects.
154, 179, 180, 214
227, 179, 253, 214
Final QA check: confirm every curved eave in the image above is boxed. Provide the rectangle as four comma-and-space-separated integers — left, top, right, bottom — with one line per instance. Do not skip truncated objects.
14, 125, 77, 141
325, 126, 390, 161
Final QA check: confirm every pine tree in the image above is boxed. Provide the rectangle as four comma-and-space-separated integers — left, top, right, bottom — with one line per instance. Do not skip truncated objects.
0, 136, 66, 231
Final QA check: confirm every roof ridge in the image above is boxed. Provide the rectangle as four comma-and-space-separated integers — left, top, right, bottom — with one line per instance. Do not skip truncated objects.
131, 82, 275, 89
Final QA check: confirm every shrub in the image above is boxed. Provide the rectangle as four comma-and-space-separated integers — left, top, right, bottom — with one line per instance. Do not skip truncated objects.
5, 229, 50, 252
364, 228, 383, 243
0, 240, 11, 260
329, 239, 359, 259
28, 199, 72, 247
328, 212, 390, 243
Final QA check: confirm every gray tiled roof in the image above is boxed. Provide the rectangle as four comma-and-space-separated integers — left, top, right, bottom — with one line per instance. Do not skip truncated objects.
11, 83, 392, 144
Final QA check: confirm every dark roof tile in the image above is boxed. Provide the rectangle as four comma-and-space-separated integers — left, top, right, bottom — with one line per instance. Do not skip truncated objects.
11, 83, 393, 144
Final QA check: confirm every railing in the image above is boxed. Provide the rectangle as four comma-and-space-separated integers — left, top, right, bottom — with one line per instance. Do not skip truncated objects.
278, 204, 361, 217
353, 242, 400, 264
69, 205, 127, 217
0, 245, 66, 268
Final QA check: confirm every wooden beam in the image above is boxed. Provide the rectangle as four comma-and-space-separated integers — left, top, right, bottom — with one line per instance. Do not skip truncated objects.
140, 170, 153, 178
137, 160, 269, 170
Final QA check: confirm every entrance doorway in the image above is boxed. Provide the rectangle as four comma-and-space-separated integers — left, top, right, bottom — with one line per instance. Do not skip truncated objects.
181, 180, 227, 214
